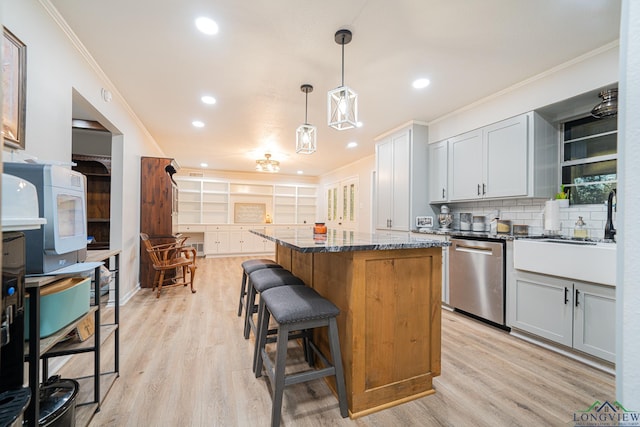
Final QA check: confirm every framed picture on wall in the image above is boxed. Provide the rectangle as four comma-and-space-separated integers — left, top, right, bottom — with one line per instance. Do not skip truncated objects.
2, 27, 27, 150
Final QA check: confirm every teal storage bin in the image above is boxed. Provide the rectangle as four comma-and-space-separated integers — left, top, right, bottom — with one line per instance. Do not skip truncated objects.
25, 277, 91, 339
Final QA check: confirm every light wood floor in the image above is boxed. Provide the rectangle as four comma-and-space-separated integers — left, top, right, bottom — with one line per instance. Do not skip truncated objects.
57, 256, 614, 427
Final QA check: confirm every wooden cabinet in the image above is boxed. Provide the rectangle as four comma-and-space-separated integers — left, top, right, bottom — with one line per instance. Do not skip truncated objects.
448, 112, 557, 202
139, 157, 178, 288
72, 155, 111, 249
510, 270, 615, 363
428, 140, 449, 203
375, 123, 432, 232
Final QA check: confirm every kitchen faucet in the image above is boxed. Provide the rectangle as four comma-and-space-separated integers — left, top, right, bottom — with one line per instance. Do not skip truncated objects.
604, 188, 617, 240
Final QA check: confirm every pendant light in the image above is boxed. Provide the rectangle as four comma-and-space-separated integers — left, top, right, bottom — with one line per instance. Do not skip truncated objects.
296, 84, 317, 154
328, 29, 358, 130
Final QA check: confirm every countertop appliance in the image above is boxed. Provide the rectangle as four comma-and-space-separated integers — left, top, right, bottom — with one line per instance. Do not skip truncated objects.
449, 237, 506, 327
3, 163, 87, 274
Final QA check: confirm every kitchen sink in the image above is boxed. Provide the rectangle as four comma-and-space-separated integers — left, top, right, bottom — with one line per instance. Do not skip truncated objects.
514, 238, 616, 285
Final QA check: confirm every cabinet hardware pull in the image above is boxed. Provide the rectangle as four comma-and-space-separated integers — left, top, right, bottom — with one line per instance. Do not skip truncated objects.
564, 287, 569, 304
575, 289, 580, 307
442, 188, 445, 199
477, 184, 481, 195
483, 183, 486, 195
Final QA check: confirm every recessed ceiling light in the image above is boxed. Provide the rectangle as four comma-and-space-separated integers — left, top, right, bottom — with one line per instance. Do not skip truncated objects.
195, 17, 219, 35
297, 170, 304, 175
347, 142, 358, 148
200, 163, 208, 168
201, 95, 216, 105
412, 78, 431, 89
356, 121, 363, 128
192, 120, 205, 128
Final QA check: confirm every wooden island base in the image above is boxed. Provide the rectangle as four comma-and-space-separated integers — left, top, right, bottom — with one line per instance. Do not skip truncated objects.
276, 244, 442, 418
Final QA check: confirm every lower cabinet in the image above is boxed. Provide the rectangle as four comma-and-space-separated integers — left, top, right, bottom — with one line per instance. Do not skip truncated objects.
510, 270, 615, 363
202, 225, 276, 256
203, 229, 230, 254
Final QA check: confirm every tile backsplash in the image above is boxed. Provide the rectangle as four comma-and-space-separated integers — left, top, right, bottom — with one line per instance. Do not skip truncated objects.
439, 198, 615, 239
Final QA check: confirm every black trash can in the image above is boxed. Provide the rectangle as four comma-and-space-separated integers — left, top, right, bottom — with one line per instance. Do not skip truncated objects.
38, 376, 79, 427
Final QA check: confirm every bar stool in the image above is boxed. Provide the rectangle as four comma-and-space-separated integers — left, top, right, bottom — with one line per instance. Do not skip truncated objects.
255, 285, 348, 427
243, 268, 305, 340
238, 259, 281, 317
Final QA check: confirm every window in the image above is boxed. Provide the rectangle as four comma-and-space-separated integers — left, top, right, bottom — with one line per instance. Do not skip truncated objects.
561, 115, 617, 204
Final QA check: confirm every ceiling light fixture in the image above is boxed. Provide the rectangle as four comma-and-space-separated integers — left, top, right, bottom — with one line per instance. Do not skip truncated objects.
296, 84, 317, 154
255, 153, 280, 173
412, 78, 431, 89
195, 17, 219, 35
347, 141, 358, 148
201, 95, 216, 105
328, 29, 358, 131
192, 120, 205, 128
591, 88, 618, 118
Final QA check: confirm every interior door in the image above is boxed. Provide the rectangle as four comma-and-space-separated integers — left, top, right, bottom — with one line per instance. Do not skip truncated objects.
325, 177, 359, 231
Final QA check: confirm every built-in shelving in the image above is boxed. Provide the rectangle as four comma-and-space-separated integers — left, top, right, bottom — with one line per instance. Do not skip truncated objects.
174, 177, 317, 226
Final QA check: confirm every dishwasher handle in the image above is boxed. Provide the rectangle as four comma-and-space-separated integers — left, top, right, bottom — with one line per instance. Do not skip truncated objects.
454, 243, 494, 255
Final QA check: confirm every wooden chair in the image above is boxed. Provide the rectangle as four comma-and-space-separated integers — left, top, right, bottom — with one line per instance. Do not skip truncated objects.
140, 233, 197, 298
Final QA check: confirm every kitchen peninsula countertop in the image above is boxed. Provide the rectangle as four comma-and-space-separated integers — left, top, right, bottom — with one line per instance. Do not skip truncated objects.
258, 227, 445, 417
251, 228, 449, 253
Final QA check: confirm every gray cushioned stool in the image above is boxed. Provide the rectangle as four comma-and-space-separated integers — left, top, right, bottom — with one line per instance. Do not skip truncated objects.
255, 285, 348, 427
238, 259, 281, 317
244, 268, 305, 340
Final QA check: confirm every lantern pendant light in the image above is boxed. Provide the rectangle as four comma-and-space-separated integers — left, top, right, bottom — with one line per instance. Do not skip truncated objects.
328, 29, 358, 130
296, 84, 317, 154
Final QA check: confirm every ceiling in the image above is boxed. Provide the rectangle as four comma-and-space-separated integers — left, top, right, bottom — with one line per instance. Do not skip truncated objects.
49, 0, 621, 176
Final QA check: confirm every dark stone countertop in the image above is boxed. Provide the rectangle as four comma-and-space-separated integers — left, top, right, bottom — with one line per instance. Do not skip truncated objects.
251, 228, 450, 253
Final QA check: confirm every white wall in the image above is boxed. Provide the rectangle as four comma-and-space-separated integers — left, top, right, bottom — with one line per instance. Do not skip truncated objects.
617, 0, 640, 409
3, 0, 166, 302
318, 154, 375, 233
427, 44, 619, 143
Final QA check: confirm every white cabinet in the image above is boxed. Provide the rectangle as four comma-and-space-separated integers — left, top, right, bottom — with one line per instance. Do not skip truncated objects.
510, 270, 615, 363
375, 123, 431, 232
448, 112, 556, 202
573, 281, 616, 362
203, 228, 230, 254
449, 129, 483, 201
428, 140, 449, 203
414, 233, 449, 304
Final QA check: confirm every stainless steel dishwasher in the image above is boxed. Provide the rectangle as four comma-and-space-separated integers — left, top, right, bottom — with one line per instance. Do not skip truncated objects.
449, 237, 506, 326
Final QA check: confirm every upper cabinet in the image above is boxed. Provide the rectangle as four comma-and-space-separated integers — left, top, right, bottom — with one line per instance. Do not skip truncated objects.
428, 140, 448, 203
446, 112, 557, 202
375, 123, 431, 232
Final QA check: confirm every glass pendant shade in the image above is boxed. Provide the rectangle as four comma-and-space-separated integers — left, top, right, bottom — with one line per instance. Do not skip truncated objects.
296, 84, 317, 154
296, 123, 317, 154
328, 29, 358, 131
328, 86, 358, 130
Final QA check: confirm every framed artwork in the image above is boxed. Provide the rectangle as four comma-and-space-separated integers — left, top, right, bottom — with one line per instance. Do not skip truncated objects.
2, 27, 27, 150
416, 216, 434, 228
234, 203, 266, 224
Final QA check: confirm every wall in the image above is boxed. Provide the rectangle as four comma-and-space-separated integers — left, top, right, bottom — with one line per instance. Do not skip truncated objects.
617, 0, 640, 409
445, 199, 610, 239
3, 0, 166, 302
427, 44, 619, 143
318, 154, 376, 233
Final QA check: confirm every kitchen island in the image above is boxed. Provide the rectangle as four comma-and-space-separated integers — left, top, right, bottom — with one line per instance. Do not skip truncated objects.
250, 228, 447, 418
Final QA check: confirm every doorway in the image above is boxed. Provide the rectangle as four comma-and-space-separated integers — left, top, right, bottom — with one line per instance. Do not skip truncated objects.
325, 176, 359, 231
